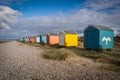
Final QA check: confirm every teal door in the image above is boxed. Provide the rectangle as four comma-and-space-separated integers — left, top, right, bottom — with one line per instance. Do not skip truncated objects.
40, 36, 46, 44
99, 30, 113, 49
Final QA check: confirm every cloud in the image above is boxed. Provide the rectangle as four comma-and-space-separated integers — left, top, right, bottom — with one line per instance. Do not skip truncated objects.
84, 0, 120, 29
2, 8, 120, 39
11, 7, 119, 38
0, 0, 120, 39
0, 22, 10, 29
0, 5, 21, 29
85, 0, 120, 10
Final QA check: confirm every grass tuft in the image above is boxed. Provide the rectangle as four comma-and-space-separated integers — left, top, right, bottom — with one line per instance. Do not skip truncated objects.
32, 78, 40, 80
42, 48, 75, 61
100, 64, 120, 73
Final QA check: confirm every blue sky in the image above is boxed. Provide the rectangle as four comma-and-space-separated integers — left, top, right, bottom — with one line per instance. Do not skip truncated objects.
2, 0, 85, 16
21, 0, 84, 16
0, 0, 120, 39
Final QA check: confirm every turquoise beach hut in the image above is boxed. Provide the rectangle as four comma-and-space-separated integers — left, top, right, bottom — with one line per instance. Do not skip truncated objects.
84, 24, 114, 49
40, 34, 47, 44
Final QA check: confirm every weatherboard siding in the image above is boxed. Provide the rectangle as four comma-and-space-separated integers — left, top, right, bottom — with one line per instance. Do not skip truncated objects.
99, 30, 114, 49
29, 38, 35, 43
36, 36, 40, 43
84, 25, 114, 49
59, 32, 78, 47
24, 38, 29, 42
40, 35, 46, 44
65, 34, 78, 47
47, 35, 59, 45
59, 34, 64, 46
84, 30, 99, 49
85, 26, 98, 31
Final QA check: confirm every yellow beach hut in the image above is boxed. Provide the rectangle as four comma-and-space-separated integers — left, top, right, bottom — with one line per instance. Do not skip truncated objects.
59, 31, 78, 47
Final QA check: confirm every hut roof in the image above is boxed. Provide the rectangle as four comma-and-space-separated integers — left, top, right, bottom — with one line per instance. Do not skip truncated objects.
85, 24, 113, 31
36, 35, 41, 37
60, 31, 77, 34
29, 37, 35, 38
47, 33, 59, 35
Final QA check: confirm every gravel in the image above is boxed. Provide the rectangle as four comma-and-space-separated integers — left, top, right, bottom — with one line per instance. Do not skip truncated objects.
0, 41, 119, 80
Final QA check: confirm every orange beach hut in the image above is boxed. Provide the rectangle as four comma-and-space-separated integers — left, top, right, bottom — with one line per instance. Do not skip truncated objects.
47, 33, 59, 45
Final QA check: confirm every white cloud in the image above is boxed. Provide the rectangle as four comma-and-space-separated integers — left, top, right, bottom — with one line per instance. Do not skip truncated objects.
5, 8, 120, 38
85, 0, 120, 10
0, 22, 10, 29
0, 0, 120, 39
0, 5, 21, 29
12, 8, 119, 37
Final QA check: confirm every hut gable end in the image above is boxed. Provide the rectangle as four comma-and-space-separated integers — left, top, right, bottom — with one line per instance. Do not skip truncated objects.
85, 24, 113, 31
85, 26, 98, 31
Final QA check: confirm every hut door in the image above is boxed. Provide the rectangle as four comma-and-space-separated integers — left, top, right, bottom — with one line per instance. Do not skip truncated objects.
60, 34, 64, 45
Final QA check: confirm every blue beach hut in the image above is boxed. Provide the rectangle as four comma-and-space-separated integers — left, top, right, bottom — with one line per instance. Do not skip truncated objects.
40, 34, 47, 44
84, 24, 114, 49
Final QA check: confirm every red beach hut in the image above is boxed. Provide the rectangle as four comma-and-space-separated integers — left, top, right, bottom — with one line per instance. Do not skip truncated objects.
29, 37, 35, 43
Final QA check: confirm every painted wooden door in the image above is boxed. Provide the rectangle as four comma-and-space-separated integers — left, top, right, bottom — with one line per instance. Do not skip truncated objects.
99, 30, 113, 49
59, 34, 64, 46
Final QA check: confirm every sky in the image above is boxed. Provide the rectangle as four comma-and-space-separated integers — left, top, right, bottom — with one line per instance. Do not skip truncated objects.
0, 0, 120, 39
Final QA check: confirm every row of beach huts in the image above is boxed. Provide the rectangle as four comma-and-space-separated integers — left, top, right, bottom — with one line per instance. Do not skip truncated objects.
20, 30, 78, 47
20, 24, 114, 49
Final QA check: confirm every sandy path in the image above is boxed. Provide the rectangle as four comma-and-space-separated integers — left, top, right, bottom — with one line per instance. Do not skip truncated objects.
0, 41, 119, 80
